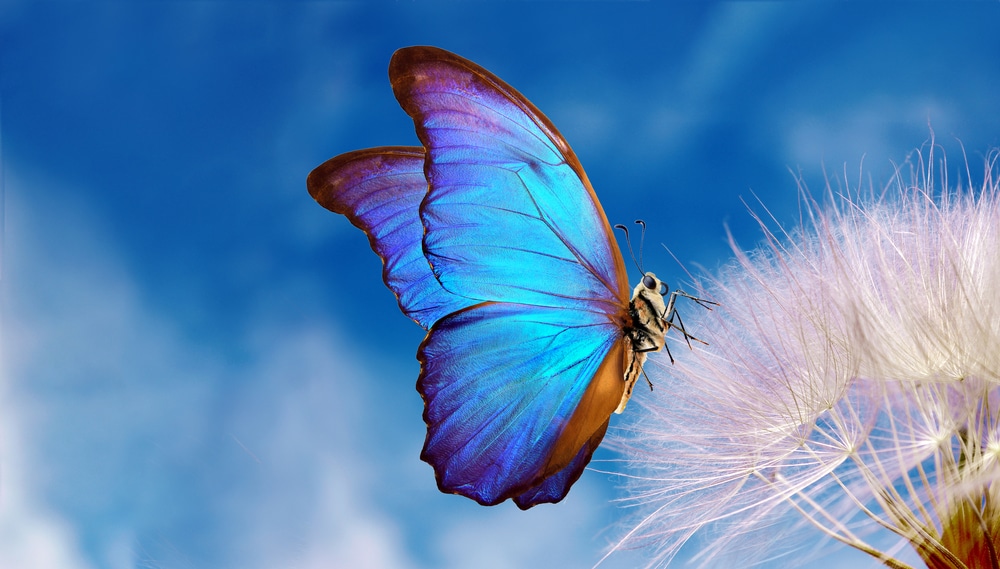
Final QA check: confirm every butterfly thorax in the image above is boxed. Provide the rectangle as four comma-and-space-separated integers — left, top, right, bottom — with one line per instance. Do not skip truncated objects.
615, 272, 668, 414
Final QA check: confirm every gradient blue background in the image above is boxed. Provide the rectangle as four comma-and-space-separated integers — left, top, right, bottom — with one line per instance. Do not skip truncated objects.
2, 2, 998, 568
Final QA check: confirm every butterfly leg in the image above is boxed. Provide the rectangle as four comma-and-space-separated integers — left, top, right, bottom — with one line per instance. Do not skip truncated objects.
662, 289, 718, 349
634, 340, 673, 377
671, 289, 720, 311
666, 308, 709, 348
640, 364, 656, 390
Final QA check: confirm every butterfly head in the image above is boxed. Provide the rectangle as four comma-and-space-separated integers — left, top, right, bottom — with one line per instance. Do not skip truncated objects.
641, 272, 668, 296
633, 272, 669, 321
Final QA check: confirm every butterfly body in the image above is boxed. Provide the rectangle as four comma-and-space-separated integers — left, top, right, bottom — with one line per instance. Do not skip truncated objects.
618, 272, 670, 413
308, 46, 696, 509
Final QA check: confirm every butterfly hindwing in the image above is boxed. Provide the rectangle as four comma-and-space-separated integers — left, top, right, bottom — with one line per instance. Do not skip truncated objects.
418, 302, 625, 507
307, 147, 472, 329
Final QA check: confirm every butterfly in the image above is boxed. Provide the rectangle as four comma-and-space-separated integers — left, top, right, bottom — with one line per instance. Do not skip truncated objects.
307, 46, 712, 509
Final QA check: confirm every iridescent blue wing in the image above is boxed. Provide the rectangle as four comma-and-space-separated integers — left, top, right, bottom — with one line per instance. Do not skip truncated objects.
390, 47, 632, 507
307, 147, 473, 330
389, 46, 630, 312
419, 302, 627, 508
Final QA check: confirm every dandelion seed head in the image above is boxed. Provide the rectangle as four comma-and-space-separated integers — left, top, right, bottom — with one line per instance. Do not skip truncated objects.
615, 145, 1000, 568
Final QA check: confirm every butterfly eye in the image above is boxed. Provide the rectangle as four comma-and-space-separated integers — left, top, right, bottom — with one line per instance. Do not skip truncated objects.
642, 275, 656, 290
659, 283, 669, 296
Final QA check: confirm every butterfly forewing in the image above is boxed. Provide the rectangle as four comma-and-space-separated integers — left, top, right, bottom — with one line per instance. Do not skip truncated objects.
390, 47, 630, 312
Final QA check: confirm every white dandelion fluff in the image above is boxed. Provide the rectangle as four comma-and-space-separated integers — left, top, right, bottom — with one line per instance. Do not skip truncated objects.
616, 144, 1000, 568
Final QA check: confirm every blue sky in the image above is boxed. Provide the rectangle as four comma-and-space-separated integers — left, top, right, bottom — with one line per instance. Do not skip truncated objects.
1, 2, 998, 568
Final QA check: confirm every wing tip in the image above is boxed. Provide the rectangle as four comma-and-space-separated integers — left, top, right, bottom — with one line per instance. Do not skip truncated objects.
306, 146, 425, 213
389, 45, 457, 78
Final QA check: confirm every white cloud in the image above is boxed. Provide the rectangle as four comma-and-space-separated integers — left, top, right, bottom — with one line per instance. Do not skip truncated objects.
0, 393, 94, 569
221, 325, 417, 569
0, 173, 103, 569
430, 481, 635, 569
0, 165, 418, 569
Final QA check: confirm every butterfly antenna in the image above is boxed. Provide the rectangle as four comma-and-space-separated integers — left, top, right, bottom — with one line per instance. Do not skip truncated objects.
614, 223, 643, 274
634, 220, 647, 273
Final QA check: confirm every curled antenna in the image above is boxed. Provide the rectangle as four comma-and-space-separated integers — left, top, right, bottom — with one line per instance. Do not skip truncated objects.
634, 220, 646, 274
614, 223, 643, 274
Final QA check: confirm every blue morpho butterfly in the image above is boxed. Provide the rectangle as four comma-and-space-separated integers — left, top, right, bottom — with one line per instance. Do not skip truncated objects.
308, 46, 712, 509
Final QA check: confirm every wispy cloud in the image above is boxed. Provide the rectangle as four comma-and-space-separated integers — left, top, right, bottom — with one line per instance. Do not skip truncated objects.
0, 166, 418, 569
0, 390, 93, 569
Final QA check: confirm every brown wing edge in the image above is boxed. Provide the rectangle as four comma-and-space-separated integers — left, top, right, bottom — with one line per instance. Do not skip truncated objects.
306, 145, 426, 213
540, 340, 625, 480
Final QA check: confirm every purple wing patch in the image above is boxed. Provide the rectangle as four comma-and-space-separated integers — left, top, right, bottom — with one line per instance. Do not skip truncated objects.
307, 146, 473, 329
